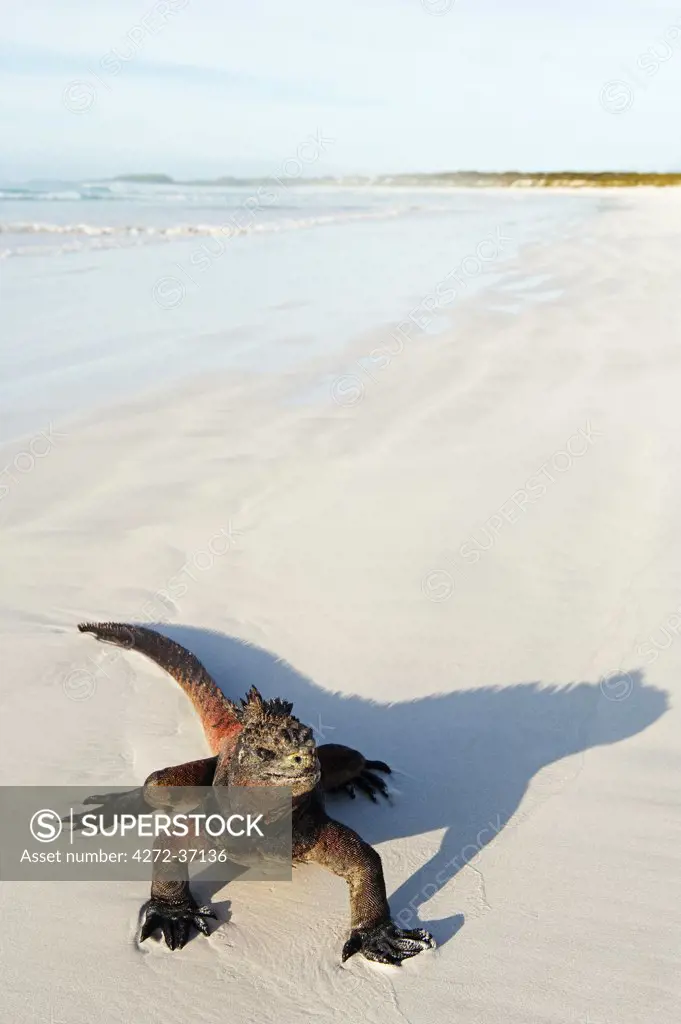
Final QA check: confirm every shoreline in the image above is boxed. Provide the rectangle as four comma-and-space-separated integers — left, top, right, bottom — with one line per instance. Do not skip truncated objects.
1, 188, 599, 447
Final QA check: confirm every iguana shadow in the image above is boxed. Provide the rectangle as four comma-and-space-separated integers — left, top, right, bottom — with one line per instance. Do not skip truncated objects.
152, 624, 668, 948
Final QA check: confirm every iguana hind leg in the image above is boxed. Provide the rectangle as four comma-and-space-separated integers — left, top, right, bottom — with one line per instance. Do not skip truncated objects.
70, 786, 147, 831
318, 743, 391, 801
71, 756, 219, 829
144, 755, 218, 800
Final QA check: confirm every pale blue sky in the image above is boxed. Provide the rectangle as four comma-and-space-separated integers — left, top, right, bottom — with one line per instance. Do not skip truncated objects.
2, 0, 681, 179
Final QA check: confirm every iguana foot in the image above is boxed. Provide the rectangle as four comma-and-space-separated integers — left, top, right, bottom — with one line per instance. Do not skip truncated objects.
336, 761, 391, 802
139, 895, 217, 950
341, 921, 435, 965
69, 788, 147, 831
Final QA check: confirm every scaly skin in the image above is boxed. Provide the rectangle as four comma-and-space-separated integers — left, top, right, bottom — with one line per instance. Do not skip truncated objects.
77, 622, 435, 964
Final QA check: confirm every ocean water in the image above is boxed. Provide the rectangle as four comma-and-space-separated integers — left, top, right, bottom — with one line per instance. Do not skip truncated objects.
0, 181, 603, 443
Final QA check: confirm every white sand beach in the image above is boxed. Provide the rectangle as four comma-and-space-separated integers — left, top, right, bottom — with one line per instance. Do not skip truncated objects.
1, 189, 679, 1024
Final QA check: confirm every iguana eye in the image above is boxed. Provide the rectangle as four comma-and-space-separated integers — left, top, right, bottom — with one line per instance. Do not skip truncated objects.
256, 747, 275, 761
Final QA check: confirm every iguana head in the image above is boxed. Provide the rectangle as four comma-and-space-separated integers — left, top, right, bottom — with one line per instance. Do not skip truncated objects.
231, 687, 320, 796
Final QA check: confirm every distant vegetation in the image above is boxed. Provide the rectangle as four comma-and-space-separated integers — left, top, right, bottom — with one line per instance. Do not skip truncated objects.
112, 171, 681, 188
113, 174, 175, 184
367, 171, 681, 188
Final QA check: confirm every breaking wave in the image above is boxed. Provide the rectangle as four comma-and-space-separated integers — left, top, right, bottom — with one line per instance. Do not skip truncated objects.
0, 204, 444, 258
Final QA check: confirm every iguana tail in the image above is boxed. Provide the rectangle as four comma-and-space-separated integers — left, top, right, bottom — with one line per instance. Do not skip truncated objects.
78, 622, 242, 754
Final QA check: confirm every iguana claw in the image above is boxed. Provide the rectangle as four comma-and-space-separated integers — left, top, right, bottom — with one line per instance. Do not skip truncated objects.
341, 921, 435, 965
337, 760, 391, 802
139, 896, 217, 950
67, 788, 147, 831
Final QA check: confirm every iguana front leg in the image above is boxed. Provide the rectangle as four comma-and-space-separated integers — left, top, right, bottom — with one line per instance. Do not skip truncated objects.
73, 758, 219, 950
72, 768, 218, 948
139, 837, 217, 950
317, 744, 391, 802
300, 817, 434, 965
136, 758, 221, 949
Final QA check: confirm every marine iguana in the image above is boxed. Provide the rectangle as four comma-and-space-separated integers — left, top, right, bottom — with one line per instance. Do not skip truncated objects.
77, 622, 435, 965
